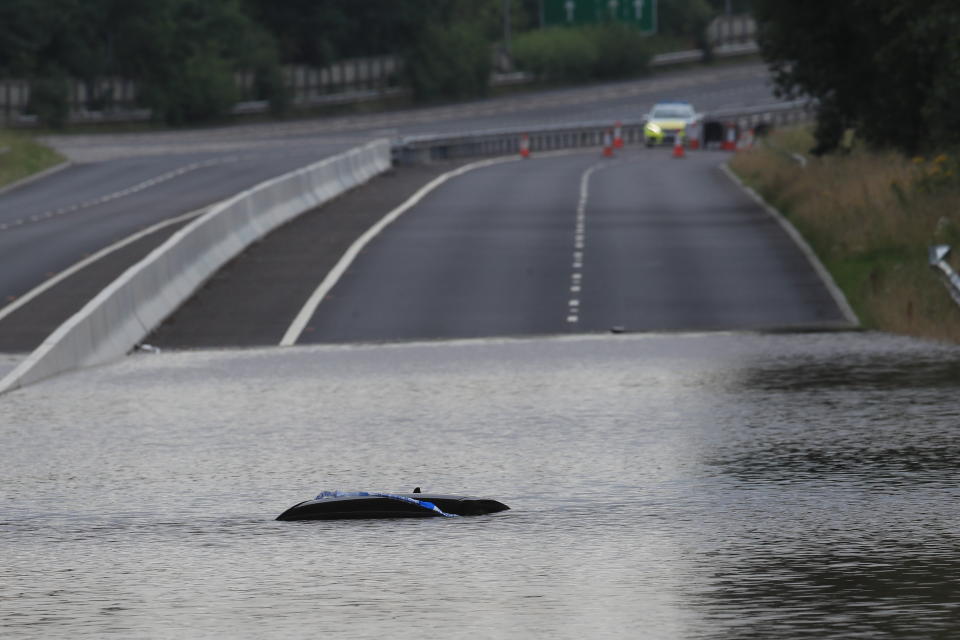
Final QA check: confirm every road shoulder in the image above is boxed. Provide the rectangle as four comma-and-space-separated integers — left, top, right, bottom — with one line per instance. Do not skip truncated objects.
146, 162, 469, 348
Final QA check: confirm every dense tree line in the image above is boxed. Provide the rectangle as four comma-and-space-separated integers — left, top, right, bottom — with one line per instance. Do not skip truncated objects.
753, 0, 960, 155
0, 0, 544, 123
0, 0, 280, 123
0, 0, 724, 126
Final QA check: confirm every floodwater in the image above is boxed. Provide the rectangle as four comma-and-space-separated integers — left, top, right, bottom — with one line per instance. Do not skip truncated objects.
2, 331, 960, 639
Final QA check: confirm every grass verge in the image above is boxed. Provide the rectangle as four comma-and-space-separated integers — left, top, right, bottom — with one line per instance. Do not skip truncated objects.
0, 129, 65, 190
730, 127, 960, 343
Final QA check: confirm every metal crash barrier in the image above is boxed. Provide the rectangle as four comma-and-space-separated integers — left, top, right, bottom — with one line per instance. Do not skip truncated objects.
929, 245, 960, 308
392, 100, 814, 163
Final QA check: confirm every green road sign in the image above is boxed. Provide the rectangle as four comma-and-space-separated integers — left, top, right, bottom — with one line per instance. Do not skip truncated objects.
543, 0, 657, 34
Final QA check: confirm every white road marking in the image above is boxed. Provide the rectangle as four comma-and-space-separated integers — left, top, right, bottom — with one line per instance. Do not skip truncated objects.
720, 163, 860, 327
0, 156, 240, 233
567, 162, 605, 326
280, 155, 522, 346
0, 206, 211, 324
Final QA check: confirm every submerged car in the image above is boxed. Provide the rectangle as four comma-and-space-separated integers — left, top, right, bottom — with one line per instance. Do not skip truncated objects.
276, 489, 510, 520
643, 102, 700, 147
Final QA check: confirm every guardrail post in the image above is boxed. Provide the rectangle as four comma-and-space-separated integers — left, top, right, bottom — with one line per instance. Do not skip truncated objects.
929, 245, 960, 307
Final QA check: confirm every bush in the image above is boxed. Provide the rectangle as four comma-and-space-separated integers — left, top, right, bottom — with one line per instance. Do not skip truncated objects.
512, 27, 597, 83
142, 50, 239, 125
253, 62, 291, 117
588, 24, 653, 79
405, 23, 491, 102
659, 0, 715, 58
659, 0, 715, 38
513, 25, 652, 84
27, 74, 70, 128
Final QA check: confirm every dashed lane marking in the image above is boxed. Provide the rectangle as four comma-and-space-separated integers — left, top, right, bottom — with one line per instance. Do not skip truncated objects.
0, 206, 212, 325
566, 162, 604, 324
0, 146, 326, 234
0, 157, 238, 233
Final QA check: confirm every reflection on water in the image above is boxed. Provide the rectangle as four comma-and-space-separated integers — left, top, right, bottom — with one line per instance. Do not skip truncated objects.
741, 351, 960, 391
2, 331, 959, 639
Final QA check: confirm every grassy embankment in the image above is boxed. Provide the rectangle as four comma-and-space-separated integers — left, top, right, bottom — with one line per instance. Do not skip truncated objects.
730, 127, 960, 343
0, 129, 64, 190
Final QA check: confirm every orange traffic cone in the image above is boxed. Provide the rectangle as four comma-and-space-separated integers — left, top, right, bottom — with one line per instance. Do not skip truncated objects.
672, 134, 685, 158
687, 121, 701, 150
721, 123, 737, 151
603, 130, 614, 157
519, 134, 530, 159
613, 121, 624, 148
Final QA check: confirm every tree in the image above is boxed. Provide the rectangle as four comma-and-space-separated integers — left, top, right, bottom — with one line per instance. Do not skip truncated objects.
405, 22, 492, 101
753, 0, 960, 155
1, 0, 118, 125
113, 0, 278, 123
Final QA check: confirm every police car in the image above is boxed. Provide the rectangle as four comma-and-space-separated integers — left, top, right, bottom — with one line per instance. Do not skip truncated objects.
643, 101, 700, 147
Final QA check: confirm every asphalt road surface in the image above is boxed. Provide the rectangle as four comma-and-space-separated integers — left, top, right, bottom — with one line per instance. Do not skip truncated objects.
1, 61, 794, 353
146, 147, 849, 349
297, 149, 848, 342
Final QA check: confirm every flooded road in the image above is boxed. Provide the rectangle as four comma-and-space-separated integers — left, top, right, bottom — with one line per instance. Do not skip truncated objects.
3, 331, 960, 638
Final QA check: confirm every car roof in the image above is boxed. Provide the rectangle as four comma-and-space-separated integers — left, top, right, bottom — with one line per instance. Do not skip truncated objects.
652, 101, 693, 109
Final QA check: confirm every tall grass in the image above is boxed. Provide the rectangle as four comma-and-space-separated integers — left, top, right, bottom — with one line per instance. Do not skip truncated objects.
0, 129, 64, 189
731, 127, 960, 343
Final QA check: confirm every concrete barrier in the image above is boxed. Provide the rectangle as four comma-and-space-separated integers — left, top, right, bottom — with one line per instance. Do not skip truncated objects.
0, 139, 391, 394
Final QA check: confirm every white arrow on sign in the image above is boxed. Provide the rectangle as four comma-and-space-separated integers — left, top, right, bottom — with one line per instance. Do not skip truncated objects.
565, 0, 575, 22
635, 0, 645, 20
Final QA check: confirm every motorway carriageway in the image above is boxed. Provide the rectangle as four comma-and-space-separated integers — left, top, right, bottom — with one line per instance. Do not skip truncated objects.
0, 63, 805, 357
144, 147, 851, 349
0, 63, 777, 352
0, 142, 360, 352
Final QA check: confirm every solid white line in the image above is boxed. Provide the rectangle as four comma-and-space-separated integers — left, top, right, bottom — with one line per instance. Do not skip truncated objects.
279, 155, 521, 346
719, 163, 859, 327
0, 206, 211, 324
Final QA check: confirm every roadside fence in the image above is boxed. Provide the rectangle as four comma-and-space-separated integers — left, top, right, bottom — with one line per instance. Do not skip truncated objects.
0, 17, 759, 127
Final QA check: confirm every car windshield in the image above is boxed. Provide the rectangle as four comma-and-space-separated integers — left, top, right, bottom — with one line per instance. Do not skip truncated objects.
651, 106, 693, 119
